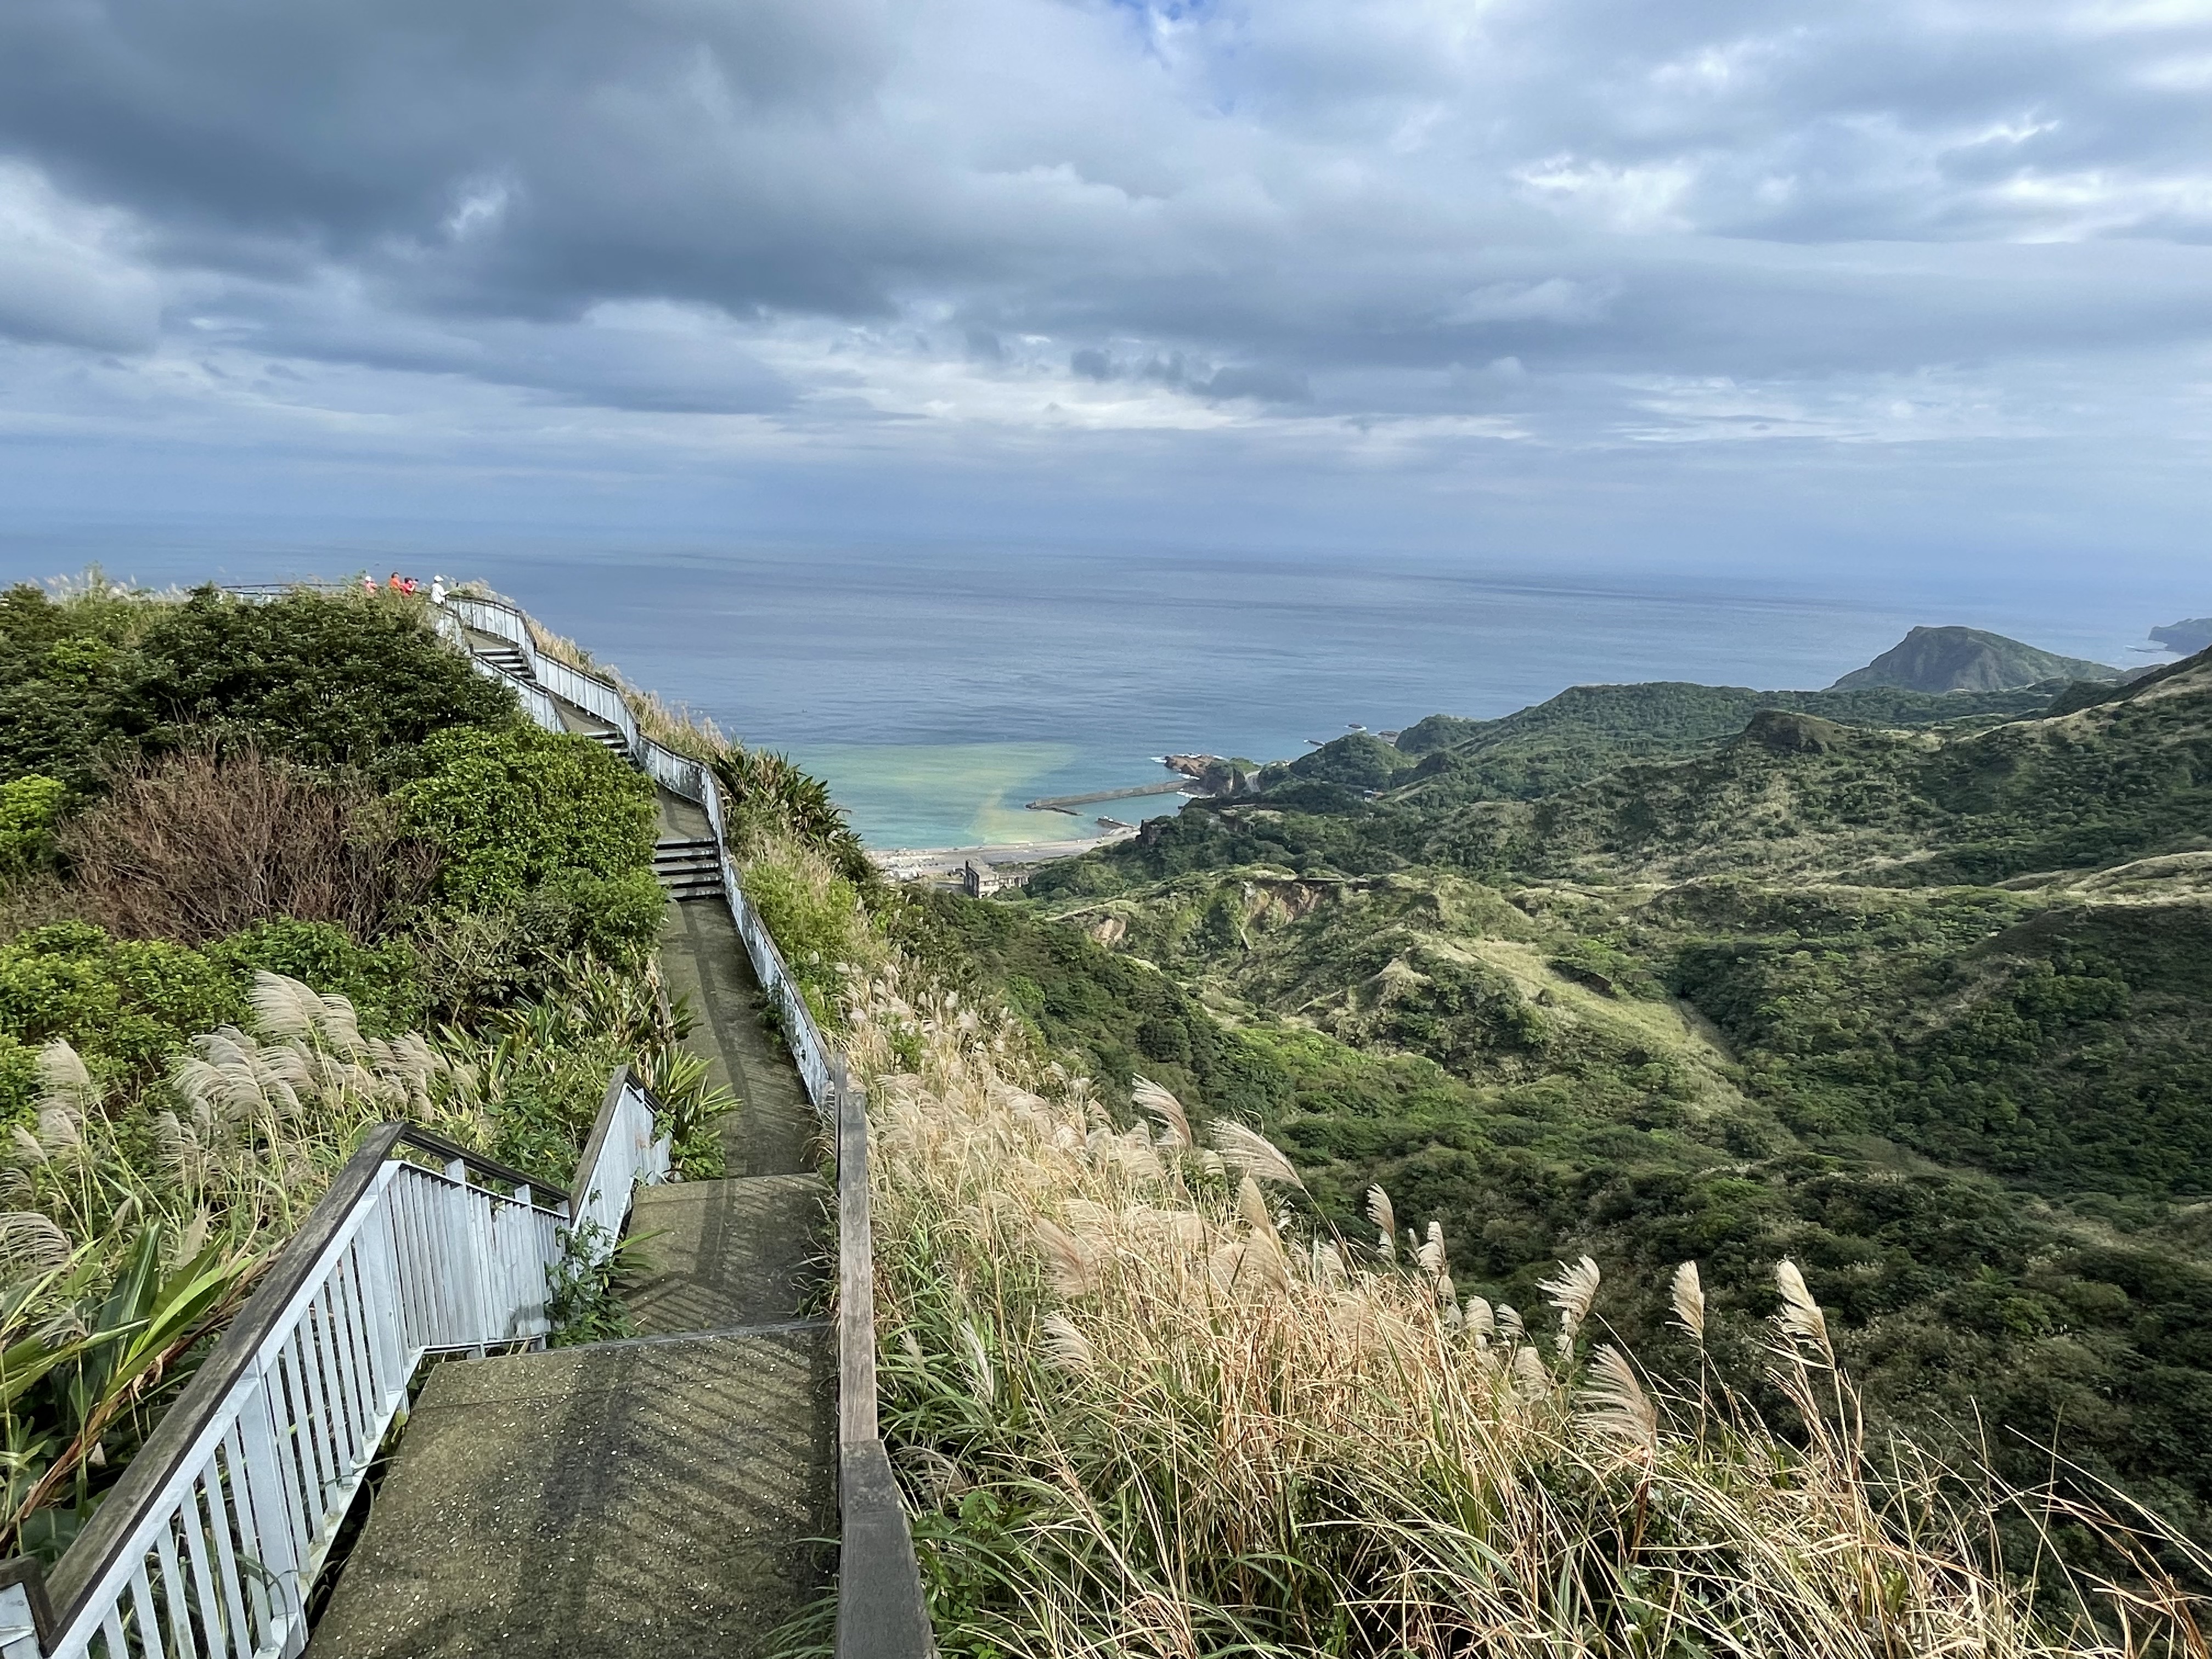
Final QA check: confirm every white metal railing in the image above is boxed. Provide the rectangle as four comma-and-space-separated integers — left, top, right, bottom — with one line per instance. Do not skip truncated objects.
568, 1069, 672, 1246
35, 1131, 564, 1659
534, 656, 640, 753
23, 1074, 669, 1659
727, 884, 834, 1111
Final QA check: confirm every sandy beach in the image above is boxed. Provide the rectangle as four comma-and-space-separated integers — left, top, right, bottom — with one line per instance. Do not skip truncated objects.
868, 827, 1137, 882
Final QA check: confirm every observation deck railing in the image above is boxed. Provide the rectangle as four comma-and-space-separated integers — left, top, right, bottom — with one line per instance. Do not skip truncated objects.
4, 1074, 668, 1659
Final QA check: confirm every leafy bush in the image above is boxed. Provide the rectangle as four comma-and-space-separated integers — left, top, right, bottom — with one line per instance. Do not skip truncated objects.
131, 588, 517, 767
0, 922, 242, 1109
741, 836, 884, 1031
714, 746, 872, 884
202, 918, 425, 1034
0, 583, 517, 789
394, 724, 656, 906
0, 775, 65, 884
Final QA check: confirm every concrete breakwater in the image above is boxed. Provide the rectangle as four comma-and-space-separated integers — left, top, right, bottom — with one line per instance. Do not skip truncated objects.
1026, 780, 1199, 814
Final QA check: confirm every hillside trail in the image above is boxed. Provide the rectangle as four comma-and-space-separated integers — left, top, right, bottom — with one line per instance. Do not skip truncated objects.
307, 761, 836, 1651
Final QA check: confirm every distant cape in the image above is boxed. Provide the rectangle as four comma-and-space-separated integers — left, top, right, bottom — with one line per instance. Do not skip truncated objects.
1829, 625, 2121, 693
2151, 617, 2212, 656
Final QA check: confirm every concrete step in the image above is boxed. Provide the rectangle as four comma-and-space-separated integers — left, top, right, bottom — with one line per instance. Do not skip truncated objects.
477, 646, 533, 681
625, 1175, 829, 1338
308, 1329, 834, 1659
654, 840, 725, 900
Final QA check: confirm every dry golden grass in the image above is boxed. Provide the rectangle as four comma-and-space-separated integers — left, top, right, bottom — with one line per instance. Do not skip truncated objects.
844, 963, 2210, 1658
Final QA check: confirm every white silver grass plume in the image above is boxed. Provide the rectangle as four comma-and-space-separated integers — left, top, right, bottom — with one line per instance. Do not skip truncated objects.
248, 972, 325, 1045
1579, 1344, 1660, 1455
0, 1210, 71, 1272
1774, 1259, 1831, 1357
1365, 1185, 1396, 1261
1417, 1218, 1446, 1279
1129, 1076, 1191, 1148
1671, 1261, 1707, 1343
35, 1041, 100, 1119
1495, 1302, 1526, 1343
1511, 1344, 1552, 1398
1311, 1239, 1347, 1285
250, 972, 369, 1058
1040, 1312, 1094, 1372
1465, 1297, 1496, 1344
956, 1323, 997, 1404
1207, 1119, 1304, 1188
1539, 1255, 1602, 1355
1234, 1174, 1276, 1238
34, 1105, 82, 1156
1034, 1220, 1101, 1296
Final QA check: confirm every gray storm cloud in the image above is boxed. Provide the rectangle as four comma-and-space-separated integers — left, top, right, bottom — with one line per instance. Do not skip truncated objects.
0, 0, 2208, 528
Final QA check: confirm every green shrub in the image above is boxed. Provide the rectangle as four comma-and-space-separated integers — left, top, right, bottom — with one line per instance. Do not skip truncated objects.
713, 747, 873, 884
0, 776, 66, 884
393, 724, 656, 908
0, 584, 517, 789
742, 838, 882, 1029
131, 588, 517, 767
201, 918, 425, 1034
543, 868, 669, 967
0, 922, 243, 1107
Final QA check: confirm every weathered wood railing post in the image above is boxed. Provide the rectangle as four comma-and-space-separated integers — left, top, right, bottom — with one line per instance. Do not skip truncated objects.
830, 1055, 933, 1658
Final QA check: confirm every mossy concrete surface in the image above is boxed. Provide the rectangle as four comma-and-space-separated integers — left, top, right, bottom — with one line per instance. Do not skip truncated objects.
309, 1330, 835, 1659
657, 883, 819, 1181
625, 1174, 828, 1335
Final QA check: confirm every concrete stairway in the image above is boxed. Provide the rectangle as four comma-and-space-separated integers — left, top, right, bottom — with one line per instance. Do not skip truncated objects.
308, 742, 837, 1657
653, 837, 725, 901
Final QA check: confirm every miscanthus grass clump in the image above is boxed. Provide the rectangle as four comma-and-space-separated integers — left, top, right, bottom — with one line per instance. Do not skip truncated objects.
847, 968, 2208, 1658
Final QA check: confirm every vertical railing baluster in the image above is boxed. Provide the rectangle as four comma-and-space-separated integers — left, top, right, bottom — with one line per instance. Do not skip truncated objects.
174, 1468, 227, 1659
195, 1463, 251, 1659
152, 1523, 196, 1659
233, 1380, 305, 1653
126, 1565, 163, 1659
307, 1287, 356, 1488
217, 1427, 273, 1655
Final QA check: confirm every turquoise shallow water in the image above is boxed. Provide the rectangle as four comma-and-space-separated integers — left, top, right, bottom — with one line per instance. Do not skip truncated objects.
3, 537, 2185, 849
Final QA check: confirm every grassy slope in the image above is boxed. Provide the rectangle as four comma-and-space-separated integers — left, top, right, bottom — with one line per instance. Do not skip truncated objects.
963, 654, 2212, 1539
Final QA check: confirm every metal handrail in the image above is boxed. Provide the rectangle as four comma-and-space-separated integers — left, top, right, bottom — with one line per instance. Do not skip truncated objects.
32, 1129, 564, 1658
12, 1073, 666, 1659
568, 1067, 672, 1250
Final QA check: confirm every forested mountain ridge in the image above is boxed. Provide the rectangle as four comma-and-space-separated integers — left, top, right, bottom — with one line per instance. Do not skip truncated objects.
939, 645, 2212, 1548
1290, 677, 2061, 803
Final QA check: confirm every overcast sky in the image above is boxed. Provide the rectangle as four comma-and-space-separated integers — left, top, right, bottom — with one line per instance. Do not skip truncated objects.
1, 0, 2208, 588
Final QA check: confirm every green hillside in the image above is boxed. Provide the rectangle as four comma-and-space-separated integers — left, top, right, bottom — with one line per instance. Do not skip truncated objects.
981, 648, 2212, 1548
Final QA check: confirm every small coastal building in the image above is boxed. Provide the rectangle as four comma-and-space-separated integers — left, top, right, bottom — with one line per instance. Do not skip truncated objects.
962, 860, 1006, 898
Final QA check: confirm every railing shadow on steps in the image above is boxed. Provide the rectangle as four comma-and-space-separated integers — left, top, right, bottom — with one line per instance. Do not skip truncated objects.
436, 591, 931, 1656
0, 1073, 669, 1659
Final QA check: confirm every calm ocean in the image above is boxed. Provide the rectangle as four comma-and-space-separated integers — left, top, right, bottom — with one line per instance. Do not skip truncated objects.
1, 537, 2182, 850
